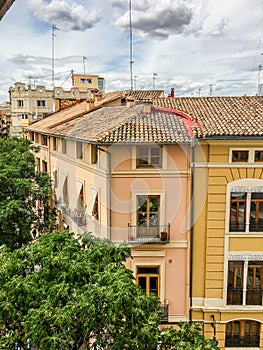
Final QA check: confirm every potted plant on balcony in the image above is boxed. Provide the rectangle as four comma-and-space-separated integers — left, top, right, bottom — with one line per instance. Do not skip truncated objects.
160, 231, 168, 241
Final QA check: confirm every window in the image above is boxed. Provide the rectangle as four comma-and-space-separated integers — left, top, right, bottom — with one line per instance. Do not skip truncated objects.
227, 260, 263, 305
91, 144, 98, 164
137, 195, 160, 237
230, 193, 246, 232
77, 186, 84, 210
225, 320, 260, 347
62, 139, 67, 154
37, 100, 46, 107
41, 135, 48, 146
80, 78, 92, 83
53, 170, 58, 188
17, 100, 23, 107
136, 267, 160, 297
232, 150, 249, 162
63, 177, 68, 205
76, 141, 83, 160
21, 114, 28, 119
255, 150, 263, 162
36, 158, 40, 172
92, 193, 99, 220
227, 261, 243, 305
137, 145, 162, 168
42, 160, 47, 172
229, 191, 263, 232
52, 137, 57, 151
86, 188, 99, 221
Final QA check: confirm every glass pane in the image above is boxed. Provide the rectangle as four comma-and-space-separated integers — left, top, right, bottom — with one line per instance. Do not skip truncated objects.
138, 197, 147, 211
138, 277, 146, 294
149, 213, 159, 227
139, 147, 148, 157
149, 276, 158, 296
251, 193, 263, 200
255, 151, 263, 161
138, 213, 147, 226
137, 267, 158, 274
149, 197, 159, 212
151, 147, 160, 156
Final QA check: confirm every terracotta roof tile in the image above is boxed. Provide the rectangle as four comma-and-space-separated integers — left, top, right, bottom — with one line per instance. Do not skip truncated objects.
28, 104, 191, 144
153, 96, 263, 137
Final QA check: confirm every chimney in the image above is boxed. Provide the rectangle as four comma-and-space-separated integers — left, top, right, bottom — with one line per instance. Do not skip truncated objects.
143, 101, 152, 114
169, 88, 174, 98
126, 96, 136, 107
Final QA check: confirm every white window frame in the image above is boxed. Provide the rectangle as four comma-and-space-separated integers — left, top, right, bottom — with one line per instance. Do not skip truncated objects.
226, 256, 263, 306
229, 148, 263, 163
225, 179, 263, 233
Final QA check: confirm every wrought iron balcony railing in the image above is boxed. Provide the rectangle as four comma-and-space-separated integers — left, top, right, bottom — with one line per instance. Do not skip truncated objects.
229, 221, 245, 232
249, 219, 263, 232
159, 304, 169, 323
227, 288, 243, 305
55, 201, 86, 227
225, 335, 260, 347
246, 288, 263, 305
128, 224, 170, 244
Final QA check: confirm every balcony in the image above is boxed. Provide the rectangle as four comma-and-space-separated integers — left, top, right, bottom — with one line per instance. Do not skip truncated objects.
229, 221, 245, 232
56, 201, 86, 227
225, 335, 260, 347
246, 288, 263, 305
128, 224, 170, 244
159, 304, 169, 323
249, 219, 263, 232
227, 288, 242, 305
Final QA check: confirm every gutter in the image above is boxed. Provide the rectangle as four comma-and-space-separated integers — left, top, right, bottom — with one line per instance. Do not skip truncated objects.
189, 137, 195, 324
96, 146, 112, 241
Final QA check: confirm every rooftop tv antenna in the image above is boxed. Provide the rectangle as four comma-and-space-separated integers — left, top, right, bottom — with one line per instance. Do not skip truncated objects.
129, 0, 134, 90
52, 25, 59, 88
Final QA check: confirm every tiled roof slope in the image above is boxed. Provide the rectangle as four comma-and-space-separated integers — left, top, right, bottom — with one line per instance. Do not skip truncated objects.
126, 90, 164, 100
153, 96, 263, 137
26, 91, 124, 133
29, 104, 191, 144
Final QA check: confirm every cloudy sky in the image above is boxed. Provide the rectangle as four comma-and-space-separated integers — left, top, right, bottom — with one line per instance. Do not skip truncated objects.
0, 0, 263, 102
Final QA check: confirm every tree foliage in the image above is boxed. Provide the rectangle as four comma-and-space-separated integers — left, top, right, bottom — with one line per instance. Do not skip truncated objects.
0, 137, 56, 250
0, 231, 218, 350
159, 322, 218, 349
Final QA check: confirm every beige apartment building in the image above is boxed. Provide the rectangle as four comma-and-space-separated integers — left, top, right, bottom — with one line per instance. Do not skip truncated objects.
26, 97, 195, 325
8, 73, 105, 136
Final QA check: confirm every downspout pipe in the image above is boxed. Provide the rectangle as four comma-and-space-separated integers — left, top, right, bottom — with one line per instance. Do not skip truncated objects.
189, 138, 195, 324
96, 146, 112, 240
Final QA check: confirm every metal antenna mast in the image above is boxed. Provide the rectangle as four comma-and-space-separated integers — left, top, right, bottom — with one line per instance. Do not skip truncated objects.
52, 25, 59, 88
129, 0, 134, 90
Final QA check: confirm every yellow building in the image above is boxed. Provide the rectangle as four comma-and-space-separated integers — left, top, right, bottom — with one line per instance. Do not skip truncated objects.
153, 96, 263, 349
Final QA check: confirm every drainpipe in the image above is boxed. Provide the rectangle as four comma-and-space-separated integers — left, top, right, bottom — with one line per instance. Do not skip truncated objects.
96, 146, 112, 240
189, 138, 195, 324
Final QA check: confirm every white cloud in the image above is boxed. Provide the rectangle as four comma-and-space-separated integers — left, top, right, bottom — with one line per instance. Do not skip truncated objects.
27, 0, 102, 31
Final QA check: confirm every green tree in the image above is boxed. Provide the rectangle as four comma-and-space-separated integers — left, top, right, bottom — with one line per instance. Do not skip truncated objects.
0, 231, 219, 350
0, 137, 56, 250
159, 322, 219, 349
0, 231, 161, 350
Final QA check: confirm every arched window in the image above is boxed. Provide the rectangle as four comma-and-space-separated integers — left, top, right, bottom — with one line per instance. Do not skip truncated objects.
225, 320, 260, 347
